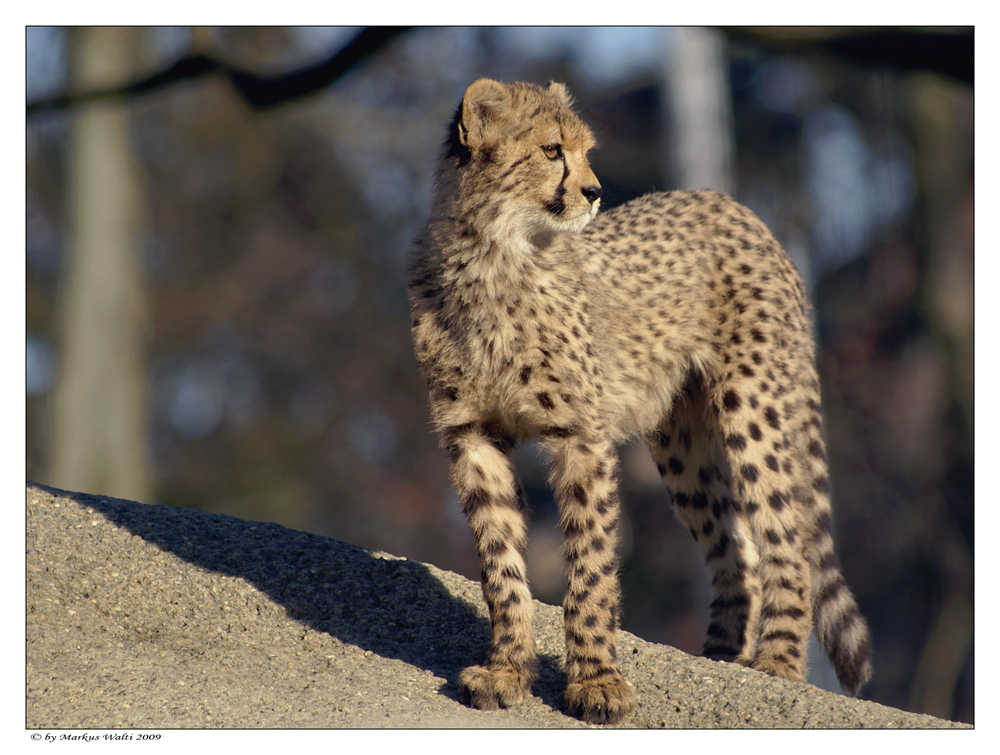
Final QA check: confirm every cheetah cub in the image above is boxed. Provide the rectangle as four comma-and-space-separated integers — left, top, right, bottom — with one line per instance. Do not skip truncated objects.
408, 78, 872, 725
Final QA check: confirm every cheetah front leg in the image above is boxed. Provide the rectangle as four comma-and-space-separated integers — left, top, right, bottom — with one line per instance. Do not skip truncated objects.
544, 434, 635, 725
446, 424, 538, 710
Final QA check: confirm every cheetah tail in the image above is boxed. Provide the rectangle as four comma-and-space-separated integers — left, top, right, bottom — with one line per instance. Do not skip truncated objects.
810, 536, 873, 696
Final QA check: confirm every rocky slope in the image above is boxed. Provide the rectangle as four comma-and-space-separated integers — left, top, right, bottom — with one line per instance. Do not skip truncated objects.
26, 483, 965, 729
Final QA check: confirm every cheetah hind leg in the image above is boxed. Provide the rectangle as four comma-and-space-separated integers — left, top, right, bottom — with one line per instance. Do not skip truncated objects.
647, 387, 762, 668
708, 379, 814, 684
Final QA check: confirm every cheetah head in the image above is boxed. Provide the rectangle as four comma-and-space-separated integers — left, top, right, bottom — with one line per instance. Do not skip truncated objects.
444, 78, 603, 237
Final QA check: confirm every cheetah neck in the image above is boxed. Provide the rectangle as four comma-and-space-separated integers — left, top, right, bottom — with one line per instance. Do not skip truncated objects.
427, 210, 585, 370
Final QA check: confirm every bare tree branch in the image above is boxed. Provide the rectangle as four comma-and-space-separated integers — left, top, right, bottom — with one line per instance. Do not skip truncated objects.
27, 26, 412, 116
721, 27, 973, 85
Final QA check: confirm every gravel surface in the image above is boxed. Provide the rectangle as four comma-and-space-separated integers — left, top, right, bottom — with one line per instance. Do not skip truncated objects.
26, 482, 966, 729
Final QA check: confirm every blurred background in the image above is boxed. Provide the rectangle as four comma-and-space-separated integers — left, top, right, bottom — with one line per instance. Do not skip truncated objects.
25, 27, 973, 723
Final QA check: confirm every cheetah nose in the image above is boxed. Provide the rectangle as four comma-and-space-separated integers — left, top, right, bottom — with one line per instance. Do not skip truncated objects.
581, 185, 602, 204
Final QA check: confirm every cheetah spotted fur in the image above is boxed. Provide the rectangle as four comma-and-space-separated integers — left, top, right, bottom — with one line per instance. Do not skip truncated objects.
407, 78, 873, 725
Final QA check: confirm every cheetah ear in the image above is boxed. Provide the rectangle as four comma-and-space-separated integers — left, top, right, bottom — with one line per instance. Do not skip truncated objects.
458, 78, 510, 150
547, 81, 574, 108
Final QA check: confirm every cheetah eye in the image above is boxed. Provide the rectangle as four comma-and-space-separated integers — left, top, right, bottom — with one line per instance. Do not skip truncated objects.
541, 143, 562, 160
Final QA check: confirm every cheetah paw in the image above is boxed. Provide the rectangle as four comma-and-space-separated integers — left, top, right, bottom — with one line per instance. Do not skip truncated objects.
751, 656, 805, 683
458, 665, 532, 710
565, 673, 635, 725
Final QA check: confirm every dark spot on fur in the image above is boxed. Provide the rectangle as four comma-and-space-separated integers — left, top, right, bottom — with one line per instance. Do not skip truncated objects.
707, 532, 730, 561
725, 433, 747, 451
764, 406, 781, 429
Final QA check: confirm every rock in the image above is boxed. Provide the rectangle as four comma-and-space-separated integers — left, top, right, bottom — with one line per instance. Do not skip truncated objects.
26, 482, 964, 729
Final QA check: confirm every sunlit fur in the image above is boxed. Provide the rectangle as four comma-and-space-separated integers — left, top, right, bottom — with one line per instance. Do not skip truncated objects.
408, 78, 872, 725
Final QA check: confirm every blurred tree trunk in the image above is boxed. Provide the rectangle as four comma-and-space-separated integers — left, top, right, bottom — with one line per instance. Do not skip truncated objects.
662, 27, 735, 194
905, 72, 974, 722
49, 27, 152, 503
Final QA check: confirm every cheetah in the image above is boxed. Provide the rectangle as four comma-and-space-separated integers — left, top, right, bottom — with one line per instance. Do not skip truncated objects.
407, 78, 872, 725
